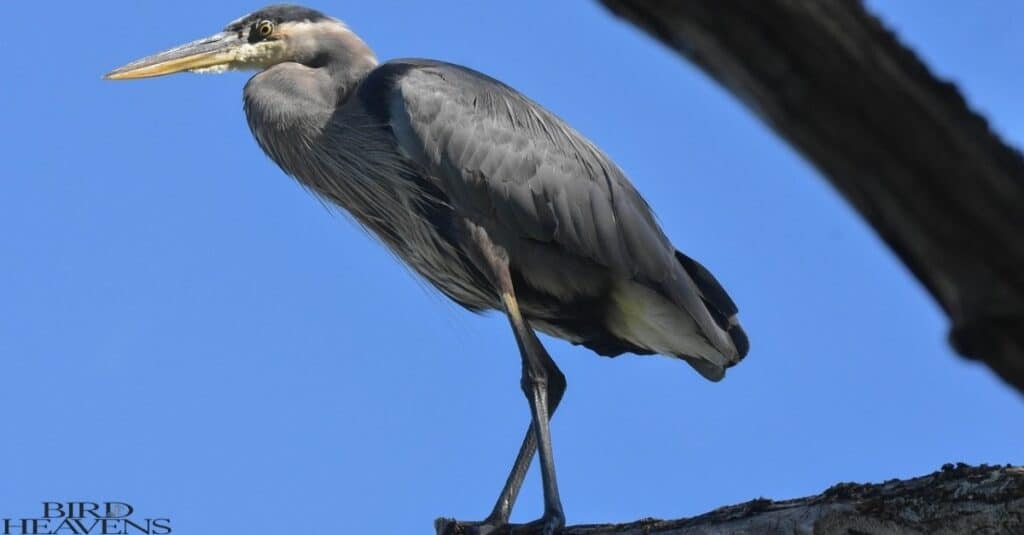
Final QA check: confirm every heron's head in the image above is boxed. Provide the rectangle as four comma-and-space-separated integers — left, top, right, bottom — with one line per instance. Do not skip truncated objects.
105, 4, 375, 80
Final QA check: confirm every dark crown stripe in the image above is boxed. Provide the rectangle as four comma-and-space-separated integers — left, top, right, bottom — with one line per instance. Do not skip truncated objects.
225, 4, 328, 31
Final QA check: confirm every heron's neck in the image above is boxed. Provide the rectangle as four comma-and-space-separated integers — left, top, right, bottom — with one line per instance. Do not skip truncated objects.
315, 27, 379, 104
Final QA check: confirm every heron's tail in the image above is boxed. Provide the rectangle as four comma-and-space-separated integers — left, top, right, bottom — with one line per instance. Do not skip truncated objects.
674, 251, 749, 377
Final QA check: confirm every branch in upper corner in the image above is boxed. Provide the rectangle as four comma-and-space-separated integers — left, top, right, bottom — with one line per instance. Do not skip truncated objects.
595, 0, 1024, 394
437, 464, 1024, 534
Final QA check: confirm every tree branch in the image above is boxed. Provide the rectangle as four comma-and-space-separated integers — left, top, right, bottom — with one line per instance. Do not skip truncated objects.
438, 464, 1024, 534
595, 0, 1024, 393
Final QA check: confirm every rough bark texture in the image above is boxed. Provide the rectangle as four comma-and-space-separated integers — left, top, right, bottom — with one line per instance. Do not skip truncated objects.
438, 464, 1024, 534
595, 0, 1024, 393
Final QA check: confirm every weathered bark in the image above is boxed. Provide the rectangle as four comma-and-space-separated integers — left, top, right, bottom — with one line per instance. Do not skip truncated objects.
438, 464, 1024, 534
595, 0, 1024, 393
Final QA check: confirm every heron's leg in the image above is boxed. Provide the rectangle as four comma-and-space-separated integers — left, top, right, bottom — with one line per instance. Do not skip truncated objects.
498, 290, 566, 532
484, 355, 565, 525
437, 300, 566, 535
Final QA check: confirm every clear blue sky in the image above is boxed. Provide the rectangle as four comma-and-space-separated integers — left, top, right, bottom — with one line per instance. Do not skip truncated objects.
2, 1, 1021, 532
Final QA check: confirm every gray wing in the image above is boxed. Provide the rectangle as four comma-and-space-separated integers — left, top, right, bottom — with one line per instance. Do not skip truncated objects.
368, 59, 738, 359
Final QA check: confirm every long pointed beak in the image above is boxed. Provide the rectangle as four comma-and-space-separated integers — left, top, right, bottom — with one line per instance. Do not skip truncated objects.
104, 32, 242, 80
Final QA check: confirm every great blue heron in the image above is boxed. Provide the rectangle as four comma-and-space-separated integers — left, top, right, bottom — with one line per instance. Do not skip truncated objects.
106, 4, 749, 533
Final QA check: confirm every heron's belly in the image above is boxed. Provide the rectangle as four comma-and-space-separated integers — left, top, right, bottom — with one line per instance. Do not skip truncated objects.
405, 252, 497, 311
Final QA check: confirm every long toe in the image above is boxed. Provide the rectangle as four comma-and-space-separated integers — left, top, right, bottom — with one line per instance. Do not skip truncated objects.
435, 518, 509, 535
435, 515, 565, 535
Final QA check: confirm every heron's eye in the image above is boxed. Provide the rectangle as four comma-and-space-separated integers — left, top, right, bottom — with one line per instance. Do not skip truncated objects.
256, 20, 275, 38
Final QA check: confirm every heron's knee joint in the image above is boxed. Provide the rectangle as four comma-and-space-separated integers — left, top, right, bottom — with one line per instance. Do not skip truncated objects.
520, 369, 549, 392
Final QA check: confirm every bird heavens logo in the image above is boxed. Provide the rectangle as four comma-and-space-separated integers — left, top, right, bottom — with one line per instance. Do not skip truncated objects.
0, 503, 171, 535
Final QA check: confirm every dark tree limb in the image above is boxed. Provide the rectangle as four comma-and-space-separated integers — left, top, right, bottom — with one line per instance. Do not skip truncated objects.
438, 464, 1024, 534
596, 0, 1024, 393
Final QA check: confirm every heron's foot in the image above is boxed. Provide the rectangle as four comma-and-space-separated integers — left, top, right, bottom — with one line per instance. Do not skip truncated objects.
435, 512, 564, 535
434, 517, 506, 535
